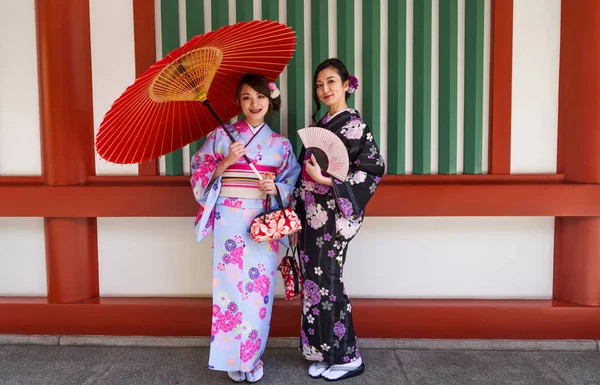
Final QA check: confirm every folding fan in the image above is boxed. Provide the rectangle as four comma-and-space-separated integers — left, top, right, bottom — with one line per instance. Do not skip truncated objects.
297, 127, 349, 181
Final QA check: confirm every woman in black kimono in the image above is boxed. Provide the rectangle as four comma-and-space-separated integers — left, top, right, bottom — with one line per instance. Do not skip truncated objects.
290, 58, 385, 381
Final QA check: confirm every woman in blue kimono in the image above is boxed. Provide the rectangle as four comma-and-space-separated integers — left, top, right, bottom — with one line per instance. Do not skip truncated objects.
190, 73, 301, 383
290, 58, 385, 381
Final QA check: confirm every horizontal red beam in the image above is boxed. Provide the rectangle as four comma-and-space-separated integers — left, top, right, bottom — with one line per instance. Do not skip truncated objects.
86, 174, 565, 185
379, 174, 564, 184
1, 180, 599, 217
0, 174, 566, 188
0, 176, 42, 185
1, 298, 600, 339
370, 183, 600, 216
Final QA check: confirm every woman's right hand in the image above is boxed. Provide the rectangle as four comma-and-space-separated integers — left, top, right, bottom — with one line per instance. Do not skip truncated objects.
289, 231, 299, 246
224, 141, 246, 167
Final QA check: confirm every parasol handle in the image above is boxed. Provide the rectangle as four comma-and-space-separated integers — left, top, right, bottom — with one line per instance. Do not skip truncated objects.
202, 99, 263, 180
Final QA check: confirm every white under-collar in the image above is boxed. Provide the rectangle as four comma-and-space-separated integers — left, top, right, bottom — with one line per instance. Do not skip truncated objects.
246, 121, 265, 135
323, 108, 351, 124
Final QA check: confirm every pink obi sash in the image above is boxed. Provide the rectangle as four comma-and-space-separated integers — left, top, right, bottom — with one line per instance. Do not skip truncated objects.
220, 163, 277, 200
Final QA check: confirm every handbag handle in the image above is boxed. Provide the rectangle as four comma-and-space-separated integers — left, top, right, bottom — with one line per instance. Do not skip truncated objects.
285, 245, 301, 294
263, 184, 287, 221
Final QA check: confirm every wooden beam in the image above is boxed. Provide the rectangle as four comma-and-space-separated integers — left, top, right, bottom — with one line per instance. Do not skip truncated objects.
488, 0, 513, 174
1, 298, 599, 339
35, 0, 99, 304
554, 0, 600, 307
558, 0, 600, 184
1, 179, 599, 217
0, 177, 42, 185
133, 0, 159, 176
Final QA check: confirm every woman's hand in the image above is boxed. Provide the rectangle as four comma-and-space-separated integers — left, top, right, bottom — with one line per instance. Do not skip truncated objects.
209, 141, 246, 185
289, 231, 299, 246
224, 141, 246, 167
304, 154, 333, 186
258, 178, 277, 195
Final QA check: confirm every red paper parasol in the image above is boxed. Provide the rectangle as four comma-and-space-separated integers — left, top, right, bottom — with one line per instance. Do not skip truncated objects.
95, 20, 296, 169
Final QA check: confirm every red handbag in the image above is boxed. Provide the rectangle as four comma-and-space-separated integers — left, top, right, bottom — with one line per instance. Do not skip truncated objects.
277, 246, 303, 300
250, 185, 301, 242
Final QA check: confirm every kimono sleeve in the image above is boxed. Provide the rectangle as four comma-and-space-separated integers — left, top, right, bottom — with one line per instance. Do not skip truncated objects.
190, 130, 223, 204
331, 122, 385, 219
273, 138, 301, 209
289, 146, 305, 212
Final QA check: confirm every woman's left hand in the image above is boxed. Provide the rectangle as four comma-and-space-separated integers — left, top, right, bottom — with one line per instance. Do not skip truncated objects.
258, 178, 277, 195
304, 154, 322, 180
305, 154, 332, 186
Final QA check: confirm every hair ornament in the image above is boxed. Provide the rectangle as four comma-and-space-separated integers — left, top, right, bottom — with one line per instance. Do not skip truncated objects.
347, 75, 359, 94
268, 82, 280, 99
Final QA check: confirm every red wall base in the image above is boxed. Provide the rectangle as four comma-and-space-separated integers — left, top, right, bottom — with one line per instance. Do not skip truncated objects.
2, 297, 599, 339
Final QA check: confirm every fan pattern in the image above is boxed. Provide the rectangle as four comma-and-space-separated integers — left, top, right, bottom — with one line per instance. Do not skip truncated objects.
297, 127, 349, 181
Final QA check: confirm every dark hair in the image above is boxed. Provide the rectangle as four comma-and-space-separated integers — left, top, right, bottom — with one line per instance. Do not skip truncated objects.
311, 58, 351, 122
236, 73, 281, 118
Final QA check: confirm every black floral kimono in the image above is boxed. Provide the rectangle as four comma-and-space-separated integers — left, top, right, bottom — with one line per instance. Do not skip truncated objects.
291, 108, 385, 364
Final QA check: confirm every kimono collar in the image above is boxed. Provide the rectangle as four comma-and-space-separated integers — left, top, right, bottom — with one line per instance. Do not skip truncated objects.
234, 120, 265, 135
233, 120, 268, 148
247, 121, 266, 135
322, 108, 352, 125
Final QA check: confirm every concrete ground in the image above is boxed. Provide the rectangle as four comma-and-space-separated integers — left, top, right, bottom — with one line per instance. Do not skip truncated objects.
0, 336, 599, 385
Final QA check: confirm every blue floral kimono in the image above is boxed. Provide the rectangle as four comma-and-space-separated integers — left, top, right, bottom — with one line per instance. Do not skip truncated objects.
190, 120, 301, 372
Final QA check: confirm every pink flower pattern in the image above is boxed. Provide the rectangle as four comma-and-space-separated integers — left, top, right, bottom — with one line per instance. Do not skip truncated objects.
223, 198, 243, 208
253, 275, 270, 297
215, 310, 242, 333
191, 153, 217, 189
240, 338, 262, 362
230, 247, 243, 258
269, 240, 279, 253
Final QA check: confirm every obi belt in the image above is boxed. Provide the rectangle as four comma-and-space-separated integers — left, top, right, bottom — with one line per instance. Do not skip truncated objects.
219, 163, 277, 200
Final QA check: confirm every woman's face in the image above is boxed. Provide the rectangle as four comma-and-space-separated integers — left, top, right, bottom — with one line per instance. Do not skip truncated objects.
239, 84, 269, 126
315, 67, 349, 113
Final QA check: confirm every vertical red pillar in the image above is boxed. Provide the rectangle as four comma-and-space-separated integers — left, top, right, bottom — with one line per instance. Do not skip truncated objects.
134, 0, 160, 176
488, 0, 513, 174
36, 1, 99, 303
554, 0, 600, 306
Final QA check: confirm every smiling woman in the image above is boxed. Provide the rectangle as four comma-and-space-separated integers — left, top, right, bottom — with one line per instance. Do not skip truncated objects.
235, 73, 282, 127
314, 67, 350, 118
239, 85, 270, 126
292, 58, 384, 381
189, 72, 301, 382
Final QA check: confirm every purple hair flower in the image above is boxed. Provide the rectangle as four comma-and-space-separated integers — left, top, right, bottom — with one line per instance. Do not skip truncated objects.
347, 75, 359, 94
